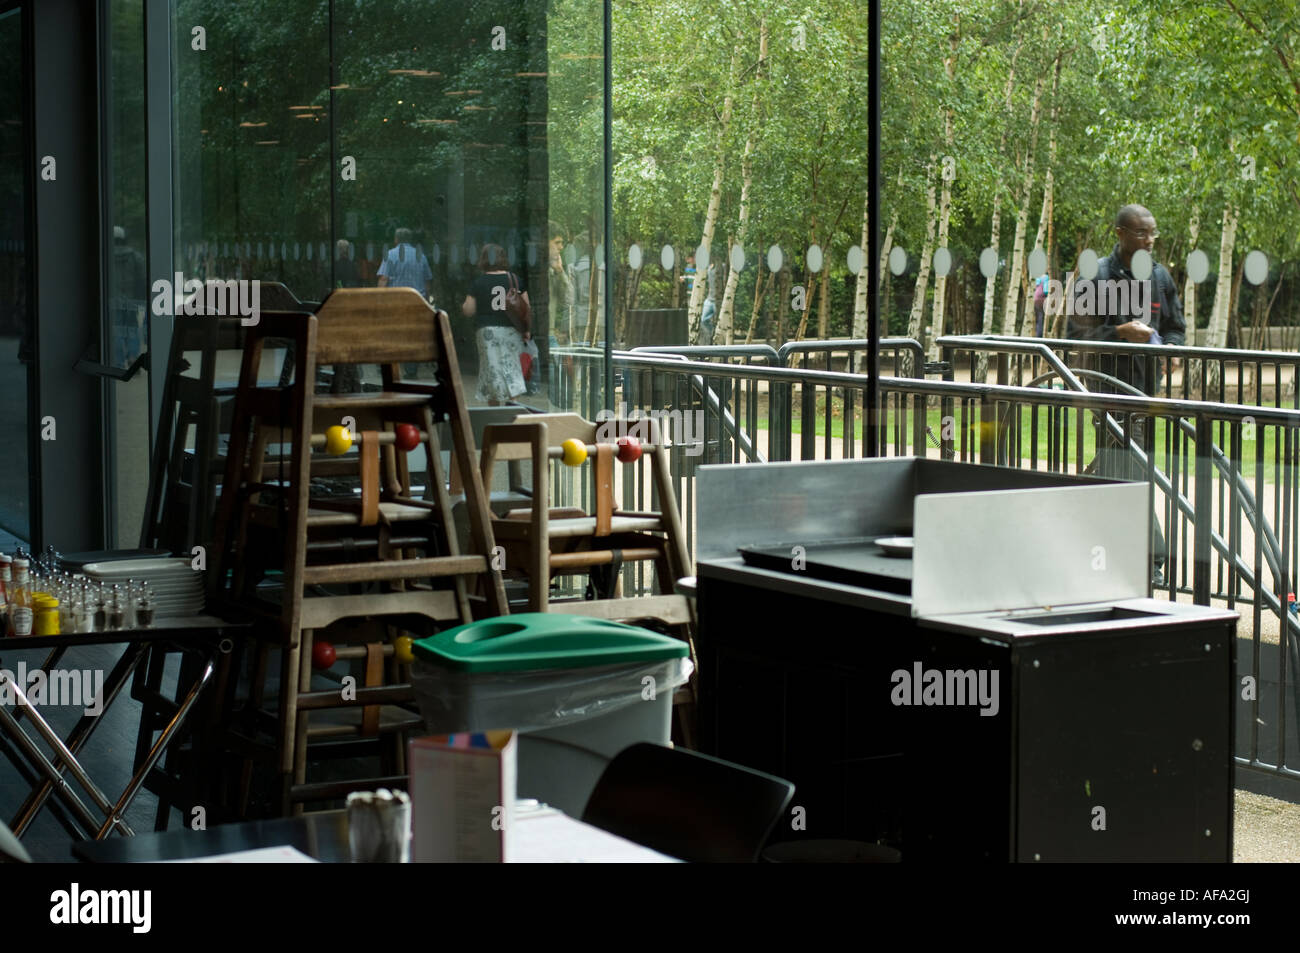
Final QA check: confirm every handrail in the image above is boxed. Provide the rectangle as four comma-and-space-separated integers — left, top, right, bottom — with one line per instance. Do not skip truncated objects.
630, 344, 780, 364
610, 352, 1300, 426
940, 332, 1300, 365
777, 337, 928, 377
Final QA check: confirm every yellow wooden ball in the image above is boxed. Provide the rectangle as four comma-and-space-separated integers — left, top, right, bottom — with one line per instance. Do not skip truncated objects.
393, 635, 415, 665
561, 438, 588, 467
324, 424, 353, 455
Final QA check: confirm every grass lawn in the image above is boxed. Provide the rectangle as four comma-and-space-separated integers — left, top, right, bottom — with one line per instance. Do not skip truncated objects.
786, 401, 1286, 480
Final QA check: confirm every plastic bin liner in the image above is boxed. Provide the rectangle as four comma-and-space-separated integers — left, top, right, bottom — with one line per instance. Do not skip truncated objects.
410, 656, 693, 734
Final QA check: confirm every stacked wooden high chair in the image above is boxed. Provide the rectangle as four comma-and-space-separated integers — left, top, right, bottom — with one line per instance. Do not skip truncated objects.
478, 412, 699, 742
210, 288, 507, 816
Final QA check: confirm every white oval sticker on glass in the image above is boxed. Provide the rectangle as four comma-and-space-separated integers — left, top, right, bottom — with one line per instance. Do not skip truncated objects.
661, 245, 675, 270
1077, 248, 1099, 281
730, 244, 746, 273
628, 243, 643, 271
1244, 250, 1268, 285
1130, 248, 1153, 281
767, 245, 784, 273
807, 244, 824, 274
888, 246, 907, 276
846, 245, 865, 276
1186, 249, 1209, 284
979, 247, 998, 278
1027, 247, 1047, 279
933, 247, 952, 278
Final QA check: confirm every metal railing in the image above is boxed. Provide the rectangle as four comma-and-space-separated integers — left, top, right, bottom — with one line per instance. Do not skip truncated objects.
544, 345, 1300, 795
942, 333, 1300, 408
630, 338, 942, 379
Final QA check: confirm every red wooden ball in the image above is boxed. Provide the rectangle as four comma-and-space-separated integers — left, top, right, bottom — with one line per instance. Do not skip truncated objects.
312, 640, 337, 670
616, 436, 643, 463
394, 423, 421, 452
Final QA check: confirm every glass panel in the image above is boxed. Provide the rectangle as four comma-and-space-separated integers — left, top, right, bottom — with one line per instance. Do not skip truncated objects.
164, 0, 607, 549
610, 3, 868, 351
0, 6, 31, 544
107, 0, 150, 546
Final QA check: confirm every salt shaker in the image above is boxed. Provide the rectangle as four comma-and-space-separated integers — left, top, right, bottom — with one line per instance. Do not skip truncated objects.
346, 789, 410, 863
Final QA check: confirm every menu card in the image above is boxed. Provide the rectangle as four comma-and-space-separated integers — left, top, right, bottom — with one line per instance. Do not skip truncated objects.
409, 732, 517, 863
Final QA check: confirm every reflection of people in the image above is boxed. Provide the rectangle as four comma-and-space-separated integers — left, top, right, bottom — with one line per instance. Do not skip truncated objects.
1070, 204, 1186, 588
548, 222, 573, 345
678, 254, 697, 299
377, 227, 432, 298
462, 244, 529, 405
1033, 274, 1048, 337
334, 239, 360, 288
568, 233, 604, 344
110, 226, 147, 367
700, 260, 719, 344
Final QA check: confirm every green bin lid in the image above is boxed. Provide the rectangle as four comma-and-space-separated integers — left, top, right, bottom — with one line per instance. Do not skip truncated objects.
411, 613, 689, 673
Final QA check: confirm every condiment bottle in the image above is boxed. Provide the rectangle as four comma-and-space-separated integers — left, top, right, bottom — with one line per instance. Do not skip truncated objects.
8, 558, 33, 637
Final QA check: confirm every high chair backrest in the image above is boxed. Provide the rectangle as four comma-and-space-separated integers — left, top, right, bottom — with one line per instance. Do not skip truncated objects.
312, 287, 448, 367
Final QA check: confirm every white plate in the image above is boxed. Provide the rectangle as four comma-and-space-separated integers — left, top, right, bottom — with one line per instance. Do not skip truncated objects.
131, 579, 203, 592
875, 536, 914, 558
82, 558, 201, 578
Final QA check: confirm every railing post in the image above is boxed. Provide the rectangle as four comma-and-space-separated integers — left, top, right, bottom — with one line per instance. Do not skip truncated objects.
940, 345, 956, 460
980, 395, 996, 465
1193, 415, 1213, 605
801, 382, 816, 461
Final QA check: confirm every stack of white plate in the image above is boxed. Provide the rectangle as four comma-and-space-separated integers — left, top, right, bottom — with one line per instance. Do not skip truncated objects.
81, 557, 206, 618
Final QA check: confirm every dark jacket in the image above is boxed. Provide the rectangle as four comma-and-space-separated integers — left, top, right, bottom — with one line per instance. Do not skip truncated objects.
1068, 245, 1185, 395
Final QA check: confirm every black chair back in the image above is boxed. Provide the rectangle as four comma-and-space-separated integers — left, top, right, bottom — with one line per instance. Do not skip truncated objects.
582, 743, 794, 863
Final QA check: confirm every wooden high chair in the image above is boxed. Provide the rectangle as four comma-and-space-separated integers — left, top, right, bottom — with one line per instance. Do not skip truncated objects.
478, 412, 695, 629
210, 288, 507, 815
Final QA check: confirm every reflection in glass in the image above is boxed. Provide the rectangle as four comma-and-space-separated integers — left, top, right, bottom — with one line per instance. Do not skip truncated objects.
0, 7, 30, 541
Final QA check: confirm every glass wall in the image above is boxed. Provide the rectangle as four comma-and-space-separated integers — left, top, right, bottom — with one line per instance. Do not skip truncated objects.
106, 0, 149, 545
609, 1, 868, 350
169, 0, 606, 407
878, 1, 1300, 364
0, 5, 31, 544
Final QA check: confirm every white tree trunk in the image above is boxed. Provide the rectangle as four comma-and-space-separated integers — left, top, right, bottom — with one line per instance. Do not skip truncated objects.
1204, 205, 1238, 393
904, 164, 938, 375
1205, 205, 1237, 348
1183, 207, 1200, 331
1000, 71, 1045, 336
688, 51, 739, 343
852, 189, 870, 341
926, 16, 960, 361
717, 19, 767, 345
974, 22, 1024, 381
1020, 47, 1061, 338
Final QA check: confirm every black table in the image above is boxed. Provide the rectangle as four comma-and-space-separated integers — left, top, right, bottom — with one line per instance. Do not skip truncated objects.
0, 615, 248, 842
73, 810, 350, 863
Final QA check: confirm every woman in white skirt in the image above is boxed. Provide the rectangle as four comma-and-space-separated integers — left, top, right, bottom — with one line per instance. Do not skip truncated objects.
462, 243, 530, 405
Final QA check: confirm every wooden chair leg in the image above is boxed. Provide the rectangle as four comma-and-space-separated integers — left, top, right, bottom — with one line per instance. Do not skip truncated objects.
291, 629, 314, 816
277, 635, 302, 817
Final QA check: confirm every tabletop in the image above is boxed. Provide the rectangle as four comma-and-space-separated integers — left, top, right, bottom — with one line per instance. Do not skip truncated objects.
72, 807, 680, 863
0, 614, 250, 651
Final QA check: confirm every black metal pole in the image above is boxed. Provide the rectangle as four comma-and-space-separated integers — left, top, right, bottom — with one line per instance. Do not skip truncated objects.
602, 0, 615, 412
866, 0, 881, 455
